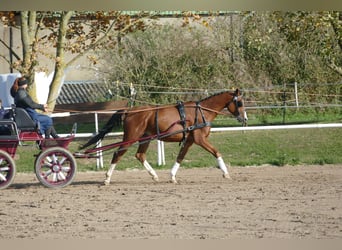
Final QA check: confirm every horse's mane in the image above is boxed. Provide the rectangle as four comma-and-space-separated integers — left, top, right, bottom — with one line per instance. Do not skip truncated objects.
199, 90, 232, 102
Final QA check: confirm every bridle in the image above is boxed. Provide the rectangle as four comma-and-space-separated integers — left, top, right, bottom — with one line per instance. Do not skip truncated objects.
227, 94, 247, 125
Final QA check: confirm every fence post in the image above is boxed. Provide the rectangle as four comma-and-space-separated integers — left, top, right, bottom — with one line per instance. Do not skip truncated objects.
294, 82, 299, 111
95, 112, 103, 169
282, 83, 287, 124
157, 140, 165, 166
161, 140, 165, 165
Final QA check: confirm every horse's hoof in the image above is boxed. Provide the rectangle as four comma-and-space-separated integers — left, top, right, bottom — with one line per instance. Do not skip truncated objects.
170, 177, 178, 184
104, 180, 110, 185
152, 176, 159, 182
223, 173, 231, 179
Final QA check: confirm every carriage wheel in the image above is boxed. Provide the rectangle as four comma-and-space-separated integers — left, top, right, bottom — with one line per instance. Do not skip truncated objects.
34, 147, 77, 188
0, 150, 16, 190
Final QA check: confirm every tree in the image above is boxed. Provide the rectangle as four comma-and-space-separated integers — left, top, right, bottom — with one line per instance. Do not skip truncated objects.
96, 11, 341, 110
0, 11, 147, 110
97, 13, 242, 104
241, 11, 342, 84
273, 11, 342, 76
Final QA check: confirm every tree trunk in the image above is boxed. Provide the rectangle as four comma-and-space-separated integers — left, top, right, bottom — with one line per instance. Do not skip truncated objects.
20, 11, 39, 100
47, 11, 74, 111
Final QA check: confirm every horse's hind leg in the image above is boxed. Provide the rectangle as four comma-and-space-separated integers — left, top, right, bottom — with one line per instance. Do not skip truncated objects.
104, 145, 130, 185
135, 141, 159, 182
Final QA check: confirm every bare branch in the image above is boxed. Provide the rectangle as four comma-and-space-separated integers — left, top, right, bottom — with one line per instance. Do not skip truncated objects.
0, 54, 11, 65
0, 38, 21, 60
65, 17, 144, 67
65, 18, 117, 67
34, 12, 46, 39
327, 60, 342, 76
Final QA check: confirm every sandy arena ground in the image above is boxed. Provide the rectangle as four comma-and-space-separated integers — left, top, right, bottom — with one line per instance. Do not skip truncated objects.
0, 165, 341, 239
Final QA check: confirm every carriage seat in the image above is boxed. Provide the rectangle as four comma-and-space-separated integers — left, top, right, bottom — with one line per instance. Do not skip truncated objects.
13, 107, 40, 132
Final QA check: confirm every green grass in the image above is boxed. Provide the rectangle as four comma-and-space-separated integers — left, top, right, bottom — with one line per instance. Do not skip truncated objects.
13, 127, 342, 173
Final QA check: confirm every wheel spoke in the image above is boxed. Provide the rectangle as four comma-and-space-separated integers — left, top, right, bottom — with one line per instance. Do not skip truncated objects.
57, 172, 66, 181
42, 162, 53, 169
42, 169, 52, 177
0, 166, 10, 171
46, 156, 53, 163
52, 154, 58, 164
52, 173, 58, 182
0, 173, 7, 181
58, 156, 67, 165
61, 166, 71, 172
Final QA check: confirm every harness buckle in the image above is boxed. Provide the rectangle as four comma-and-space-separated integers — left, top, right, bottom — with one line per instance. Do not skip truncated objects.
188, 125, 195, 131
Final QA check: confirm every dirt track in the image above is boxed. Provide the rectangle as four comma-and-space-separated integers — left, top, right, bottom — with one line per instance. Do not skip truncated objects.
0, 165, 341, 239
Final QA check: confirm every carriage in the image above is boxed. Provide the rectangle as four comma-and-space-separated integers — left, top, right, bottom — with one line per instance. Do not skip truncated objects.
0, 89, 247, 189
0, 107, 77, 189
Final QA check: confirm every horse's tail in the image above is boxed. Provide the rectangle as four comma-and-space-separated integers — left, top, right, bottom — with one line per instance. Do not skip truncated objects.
79, 109, 125, 149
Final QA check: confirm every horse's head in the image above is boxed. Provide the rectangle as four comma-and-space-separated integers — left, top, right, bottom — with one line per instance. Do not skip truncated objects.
226, 89, 248, 126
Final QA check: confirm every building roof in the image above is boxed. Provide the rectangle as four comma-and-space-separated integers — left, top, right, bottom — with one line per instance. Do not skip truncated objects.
37, 11, 238, 19
57, 80, 110, 104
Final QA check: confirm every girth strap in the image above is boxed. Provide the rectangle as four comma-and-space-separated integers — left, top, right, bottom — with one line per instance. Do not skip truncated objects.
155, 107, 160, 137
177, 101, 187, 145
191, 101, 211, 131
177, 101, 212, 146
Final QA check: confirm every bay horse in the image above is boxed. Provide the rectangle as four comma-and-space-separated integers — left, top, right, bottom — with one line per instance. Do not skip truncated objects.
80, 88, 248, 184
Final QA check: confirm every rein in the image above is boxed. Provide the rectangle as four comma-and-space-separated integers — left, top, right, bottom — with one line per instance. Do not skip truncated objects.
53, 104, 178, 115
55, 97, 240, 117
54, 102, 231, 116
84, 119, 195, 155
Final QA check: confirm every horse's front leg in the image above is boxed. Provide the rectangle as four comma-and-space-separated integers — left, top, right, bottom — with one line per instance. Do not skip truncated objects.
217, 156, 231, 179
195, 135, 231, 179
136, 141, 159, 182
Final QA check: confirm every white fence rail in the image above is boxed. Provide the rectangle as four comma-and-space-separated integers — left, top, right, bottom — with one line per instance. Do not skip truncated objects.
211, 123, 342, 132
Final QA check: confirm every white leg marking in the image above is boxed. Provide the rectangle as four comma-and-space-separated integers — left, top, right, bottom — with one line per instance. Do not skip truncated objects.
217, 157, 231, 179
170, 162, 180, 183
104, 163, 116, 185
143, 160, 159, 182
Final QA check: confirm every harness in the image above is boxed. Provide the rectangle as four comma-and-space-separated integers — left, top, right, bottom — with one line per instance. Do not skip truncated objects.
154, 101, 211, 146
175, 101, 211, 145
177, 101, 187, 144
153, 94, 244, 145
190, 101, 212, 130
